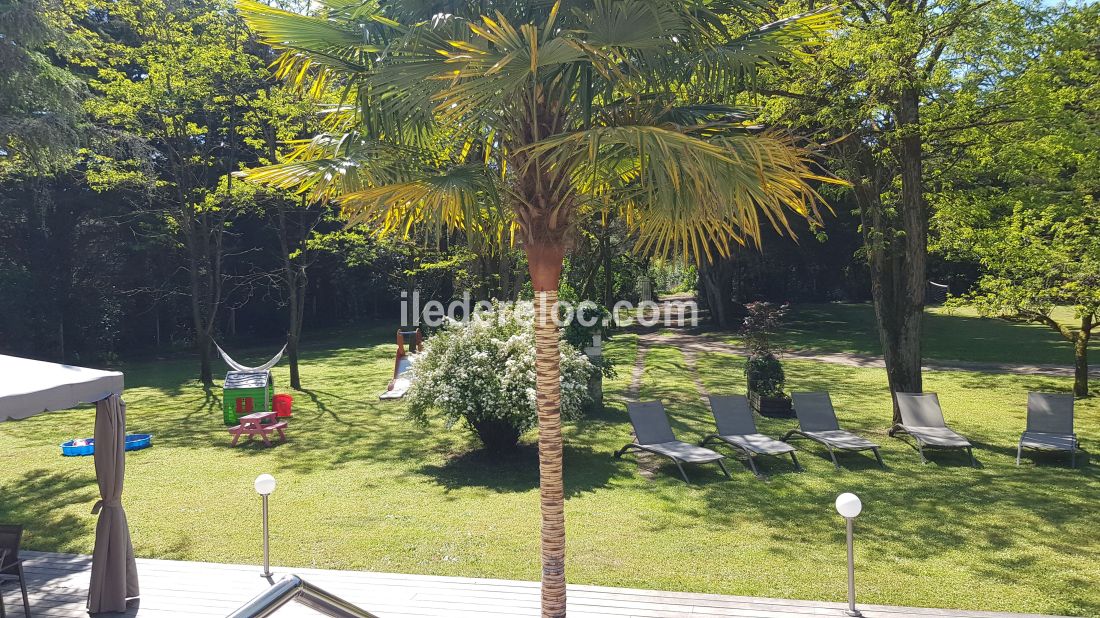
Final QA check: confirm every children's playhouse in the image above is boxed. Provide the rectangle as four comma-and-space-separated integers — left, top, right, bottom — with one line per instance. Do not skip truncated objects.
222, 370, 273, 425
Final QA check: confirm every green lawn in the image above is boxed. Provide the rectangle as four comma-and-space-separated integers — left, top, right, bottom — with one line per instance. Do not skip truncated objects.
1, 320, 1098, 616
730, 303, 1096, 366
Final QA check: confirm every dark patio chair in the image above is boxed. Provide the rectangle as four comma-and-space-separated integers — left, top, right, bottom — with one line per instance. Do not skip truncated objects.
701, 394, 800, 478
890, 392, 975, 466
0, 524, 31, 618
784, 392, 884, 469
615, 401, 730, 483
1019, 392, 1078, 468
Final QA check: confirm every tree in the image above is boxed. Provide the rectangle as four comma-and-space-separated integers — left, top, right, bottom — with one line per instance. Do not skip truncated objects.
0, 0, 136, 362
244, 85, 323, 389
0, 0, 86, 179
962, 206, 1097, 395
84, 0, 289, 384
767, 0, 1027, 422
235, 2, 837, 614
934, 3, 1099, 396
697, 244, 739, 328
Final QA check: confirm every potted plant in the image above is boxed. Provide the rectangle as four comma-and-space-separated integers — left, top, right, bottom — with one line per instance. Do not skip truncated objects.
563, 303, 616, 412
742, 302, 792, 417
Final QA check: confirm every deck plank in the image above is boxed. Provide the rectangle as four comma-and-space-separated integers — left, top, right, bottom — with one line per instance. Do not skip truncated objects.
5, 551, 1066, 618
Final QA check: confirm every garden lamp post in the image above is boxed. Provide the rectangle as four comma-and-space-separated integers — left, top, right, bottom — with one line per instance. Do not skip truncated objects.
835, 492, 862, 617
255, 473, 277, 578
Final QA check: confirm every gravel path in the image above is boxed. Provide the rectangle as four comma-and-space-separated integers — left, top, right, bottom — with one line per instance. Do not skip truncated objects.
631, 329, 1095, 380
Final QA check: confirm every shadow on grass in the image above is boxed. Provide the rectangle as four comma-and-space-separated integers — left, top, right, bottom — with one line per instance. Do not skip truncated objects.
974, 437, 1090, 469
417, 443, 626, 497
296, 388, 359, 425
0, 470, 97, 552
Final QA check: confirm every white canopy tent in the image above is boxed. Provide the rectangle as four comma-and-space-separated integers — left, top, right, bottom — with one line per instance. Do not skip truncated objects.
0, 354, 139, 614
0, 355, 124, 420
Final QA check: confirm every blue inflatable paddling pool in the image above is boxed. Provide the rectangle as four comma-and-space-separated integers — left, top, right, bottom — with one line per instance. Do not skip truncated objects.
61, 434, 153, 457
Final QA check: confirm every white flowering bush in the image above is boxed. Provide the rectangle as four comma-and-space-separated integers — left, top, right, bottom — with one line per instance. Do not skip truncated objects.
407, 301, 594, 451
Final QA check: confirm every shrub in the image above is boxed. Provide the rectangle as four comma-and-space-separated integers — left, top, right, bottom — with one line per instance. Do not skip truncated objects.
563, 303, 616, 380
407, 301, 594, 451
741, 301, 788, 356
742, 302, 789, 398
745, 354, 786, 398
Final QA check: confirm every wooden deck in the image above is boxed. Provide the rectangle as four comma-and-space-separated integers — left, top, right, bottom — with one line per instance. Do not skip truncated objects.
11, 551, 1064, 618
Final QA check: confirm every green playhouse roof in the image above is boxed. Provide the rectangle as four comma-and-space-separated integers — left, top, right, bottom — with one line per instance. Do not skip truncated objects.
224, 371, 271, 389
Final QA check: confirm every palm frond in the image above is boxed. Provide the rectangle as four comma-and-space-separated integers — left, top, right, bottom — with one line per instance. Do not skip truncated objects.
237, 0, 390, 91
234, 133, 418, 202
526, 125, 841, 261
688, 7, 840, 99
571, 0, 688, 51
234, 0, 842, 258
339, 164, 507, 244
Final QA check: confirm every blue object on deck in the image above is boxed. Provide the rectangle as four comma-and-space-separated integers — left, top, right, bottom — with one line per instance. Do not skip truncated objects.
61, 433, 153, 456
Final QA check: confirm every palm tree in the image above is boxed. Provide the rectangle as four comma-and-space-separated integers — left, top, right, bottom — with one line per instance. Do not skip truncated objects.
235, 1, 838, 615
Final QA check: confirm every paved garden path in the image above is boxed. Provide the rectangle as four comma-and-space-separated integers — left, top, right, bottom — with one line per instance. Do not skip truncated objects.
627, 327, 1094, 402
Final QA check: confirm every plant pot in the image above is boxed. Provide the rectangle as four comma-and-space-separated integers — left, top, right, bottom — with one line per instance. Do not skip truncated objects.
585, 372, 604, 412
470, 418, 522, 452
749, 391, 793, 418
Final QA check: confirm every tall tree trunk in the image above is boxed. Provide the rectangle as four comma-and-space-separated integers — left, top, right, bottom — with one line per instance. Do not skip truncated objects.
697, 254, 736, 329
600, 226, 613, 308
288, 333, 301, 389
189, 248, 215, 387
276, 202, 308, 390
887, 85, 927, 423
286, 281, 303, 390
851, 85, 927, 424
526, 241, 567, 618
288, 265, 307, 391
1073, 314, 1092, 397
871, 271, 924, 423
197, 328, 214, 387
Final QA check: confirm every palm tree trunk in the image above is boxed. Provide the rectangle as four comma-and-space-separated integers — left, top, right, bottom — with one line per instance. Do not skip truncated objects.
533, 288, 565, 617
527, 241, 567, 618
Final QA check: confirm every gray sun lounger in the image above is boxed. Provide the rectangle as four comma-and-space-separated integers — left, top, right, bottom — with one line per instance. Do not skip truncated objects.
701, 395, 800, 478
1018, 392, 1078, 468
784, 392, 884, 469
615, 401, 731, 483
891, 392, 975, 466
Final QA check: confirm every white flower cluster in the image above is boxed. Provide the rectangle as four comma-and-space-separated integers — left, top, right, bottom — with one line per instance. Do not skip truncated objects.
406, 301, 594, 440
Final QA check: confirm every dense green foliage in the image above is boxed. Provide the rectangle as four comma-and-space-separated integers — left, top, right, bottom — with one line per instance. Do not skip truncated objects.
0, 0, 1096, 385
933, 3, 1099, 394
1, 2, 1098, 612
0, 0, 87, 177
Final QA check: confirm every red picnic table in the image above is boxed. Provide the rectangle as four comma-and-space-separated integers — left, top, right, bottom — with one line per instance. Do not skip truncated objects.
228, 411, 287, 447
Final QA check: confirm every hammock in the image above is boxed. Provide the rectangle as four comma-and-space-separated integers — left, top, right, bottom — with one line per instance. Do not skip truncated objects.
215, 342, 287, 372
926, 281, 949, 306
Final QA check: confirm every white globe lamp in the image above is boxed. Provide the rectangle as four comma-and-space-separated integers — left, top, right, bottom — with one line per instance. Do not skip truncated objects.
254, 473, 277, 496
254, 474, 277, 577
836, 492, 862, 617
835, 492, 862, 519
